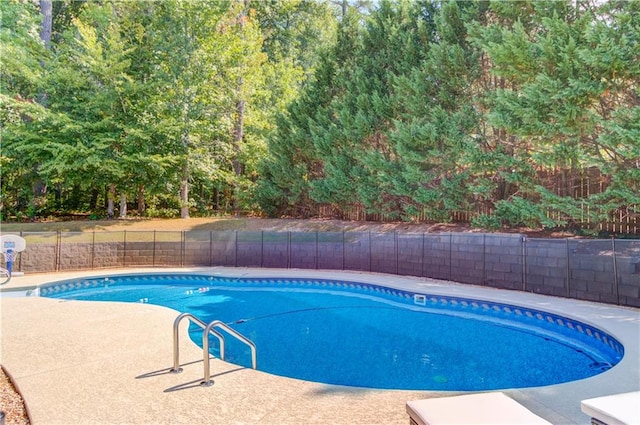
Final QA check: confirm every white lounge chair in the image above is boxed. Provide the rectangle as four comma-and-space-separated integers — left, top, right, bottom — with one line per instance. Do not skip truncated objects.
581, 391, 640, 425
406, 392, 552, 425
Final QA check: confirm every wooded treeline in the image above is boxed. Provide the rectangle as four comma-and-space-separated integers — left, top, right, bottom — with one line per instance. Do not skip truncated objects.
1, 0, 639, 233
2, 0, 345, 219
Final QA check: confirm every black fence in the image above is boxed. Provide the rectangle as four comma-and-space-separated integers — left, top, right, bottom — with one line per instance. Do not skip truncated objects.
2, 231, 639, 307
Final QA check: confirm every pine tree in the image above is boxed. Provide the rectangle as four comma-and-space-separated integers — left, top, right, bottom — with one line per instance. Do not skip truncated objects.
388, 0, 484, 221
471, 0, 640, 229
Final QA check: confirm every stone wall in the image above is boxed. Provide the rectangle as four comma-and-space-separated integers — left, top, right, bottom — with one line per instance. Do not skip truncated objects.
5, 231, 639, 307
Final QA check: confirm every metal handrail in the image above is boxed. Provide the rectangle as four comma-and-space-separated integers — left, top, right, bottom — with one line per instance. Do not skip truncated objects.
202, 320, 257, 386
170, 313, 257, 387
170, 313, 225, 374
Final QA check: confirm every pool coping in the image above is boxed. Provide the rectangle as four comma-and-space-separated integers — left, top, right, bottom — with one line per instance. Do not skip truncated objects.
1, 267, 639, 424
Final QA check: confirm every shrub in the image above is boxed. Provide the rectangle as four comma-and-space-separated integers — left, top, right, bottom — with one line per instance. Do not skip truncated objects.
471, 213, 502, 230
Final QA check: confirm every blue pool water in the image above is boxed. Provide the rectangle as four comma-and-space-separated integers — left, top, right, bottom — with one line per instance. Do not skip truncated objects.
41, 274, 623, 390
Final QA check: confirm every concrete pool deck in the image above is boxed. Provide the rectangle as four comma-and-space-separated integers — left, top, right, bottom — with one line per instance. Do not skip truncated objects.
1, 267, 638, 424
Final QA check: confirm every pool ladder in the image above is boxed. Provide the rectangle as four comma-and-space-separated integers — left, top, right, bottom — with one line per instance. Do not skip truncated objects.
170, 313, 257, 386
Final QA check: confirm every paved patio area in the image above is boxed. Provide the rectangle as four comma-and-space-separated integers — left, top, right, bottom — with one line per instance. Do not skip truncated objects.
1, 268, 639, 424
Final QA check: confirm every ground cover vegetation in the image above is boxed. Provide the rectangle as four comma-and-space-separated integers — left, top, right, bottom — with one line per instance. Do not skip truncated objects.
1, 0, 638, 234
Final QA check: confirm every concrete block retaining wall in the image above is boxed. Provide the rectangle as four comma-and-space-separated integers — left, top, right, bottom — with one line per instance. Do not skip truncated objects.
316, 232, 344, 270
4, 231, 638, 308
397, 233, 423, 277
289, 233, 320, 269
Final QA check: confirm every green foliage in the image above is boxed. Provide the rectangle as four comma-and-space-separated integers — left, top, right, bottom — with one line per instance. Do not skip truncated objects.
145, 207, 180, 219
255, 0, 639, 233
3, 0, 638, 234
0, 0, 47, 95
471, 213, 502, 231
2, 0, 331, 219
493, 197, 552, 229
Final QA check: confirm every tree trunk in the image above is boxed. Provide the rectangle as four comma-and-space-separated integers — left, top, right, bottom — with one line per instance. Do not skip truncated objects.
119, 192, 127, 219
230, 3, 248, 216
180, 161, 190, 219
38, 0, 52, 107
137, 184, 146, 216
233, 93, 245, 175
30, 1, 53, 209
232, 78, 245, 216
213, 187, 220, 210
107, 184, 116, 219
39, 0, 52, 48
89, 188, 99, 210
31, 180, 47, 204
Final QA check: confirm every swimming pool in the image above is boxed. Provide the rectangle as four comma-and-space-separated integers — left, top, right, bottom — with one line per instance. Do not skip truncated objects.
41, 274, 624, 391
